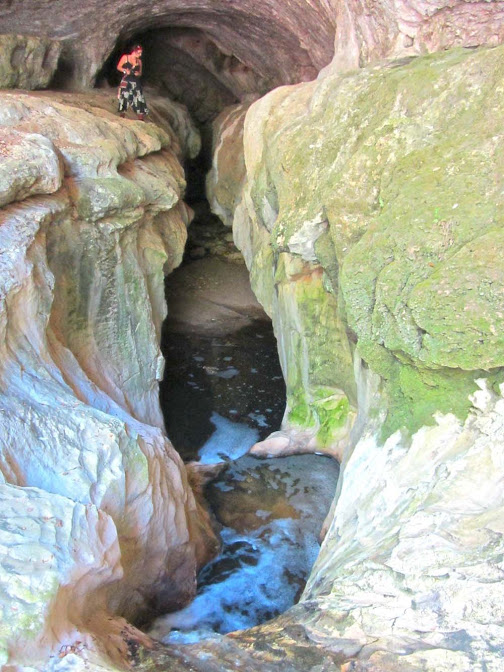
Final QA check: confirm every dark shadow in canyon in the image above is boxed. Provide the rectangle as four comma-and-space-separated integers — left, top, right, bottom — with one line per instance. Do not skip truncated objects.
159, 213, 286, 463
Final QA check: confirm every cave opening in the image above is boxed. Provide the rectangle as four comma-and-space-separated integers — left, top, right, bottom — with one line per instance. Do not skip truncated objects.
94, 17, 340, 646
158, 228, 287, 463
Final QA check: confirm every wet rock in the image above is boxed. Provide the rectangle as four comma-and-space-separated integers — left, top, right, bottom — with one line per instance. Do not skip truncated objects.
0, 89, 217, 669
149, 454, 339, 644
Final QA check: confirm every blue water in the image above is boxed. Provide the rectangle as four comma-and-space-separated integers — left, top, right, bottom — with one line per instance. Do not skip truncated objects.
149, 452, 339, 644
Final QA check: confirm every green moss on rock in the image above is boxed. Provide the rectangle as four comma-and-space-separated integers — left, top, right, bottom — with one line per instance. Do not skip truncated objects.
239, 45, 504, 439
314, 392, 351, 447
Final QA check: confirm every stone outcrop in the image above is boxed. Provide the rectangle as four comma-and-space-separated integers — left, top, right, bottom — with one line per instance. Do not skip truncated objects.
331, 0, 504, 74
206, 43, 504, 668
0, 34, 62, 90
0, 90, 217, 670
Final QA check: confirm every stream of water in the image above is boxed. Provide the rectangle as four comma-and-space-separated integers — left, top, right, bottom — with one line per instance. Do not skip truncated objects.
154, 253, 339, 643
150, 451, 339, 644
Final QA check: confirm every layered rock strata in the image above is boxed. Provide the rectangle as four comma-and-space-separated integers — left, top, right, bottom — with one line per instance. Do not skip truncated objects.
0, 90, 217, 670
1, 1, 504, 103
204, 44, 504, 669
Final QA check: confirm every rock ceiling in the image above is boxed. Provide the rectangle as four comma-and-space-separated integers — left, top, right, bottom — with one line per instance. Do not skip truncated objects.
1, 0, 503, 121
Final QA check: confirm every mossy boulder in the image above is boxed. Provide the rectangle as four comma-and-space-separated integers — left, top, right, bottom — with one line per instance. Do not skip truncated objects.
233, 45, 504, 440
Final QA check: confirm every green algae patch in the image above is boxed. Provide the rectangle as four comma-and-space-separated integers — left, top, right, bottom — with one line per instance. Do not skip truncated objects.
277, 254, 356, 400
122, 440, 149, 485
236, 44, 504, 439
382, 363, 479, 440
278, 263, 356, 446
408, 228, 504, 370
313, 391, 352, 447
286, 386, 353, 449
288, 391, 317, 429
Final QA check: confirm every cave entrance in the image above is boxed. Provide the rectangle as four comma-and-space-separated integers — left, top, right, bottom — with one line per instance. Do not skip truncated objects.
158, 199, 286, 463
152, 156, 340, 645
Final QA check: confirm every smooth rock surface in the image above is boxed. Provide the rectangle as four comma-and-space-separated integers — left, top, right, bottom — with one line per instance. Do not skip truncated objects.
0, 34, 61, 89
0, 90, 217, 670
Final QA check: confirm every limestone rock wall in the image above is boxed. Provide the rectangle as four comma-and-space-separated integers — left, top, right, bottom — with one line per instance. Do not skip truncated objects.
2, 1, 503, 106
0, 34, 62, 90
207, 43, 504, 668
331, 0, 504, 74
0, 91, 216, 670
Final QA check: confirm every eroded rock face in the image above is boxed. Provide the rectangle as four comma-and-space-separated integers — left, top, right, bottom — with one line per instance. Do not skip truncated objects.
0, 91, 217, 669
0, 34, 62, 89
206, 43, 504, 668
331, 0, 504, 73
1, 1, 504, 113
0, 483, 121, 666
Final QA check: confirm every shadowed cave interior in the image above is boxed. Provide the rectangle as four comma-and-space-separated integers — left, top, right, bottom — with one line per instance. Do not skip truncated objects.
93, 20, 341, 641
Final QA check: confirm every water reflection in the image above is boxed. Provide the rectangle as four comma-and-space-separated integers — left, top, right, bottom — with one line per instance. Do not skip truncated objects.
160, 319, 286, 462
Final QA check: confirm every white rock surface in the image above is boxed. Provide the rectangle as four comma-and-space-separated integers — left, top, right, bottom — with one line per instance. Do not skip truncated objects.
302, 380, 504, 669
0, 90, 216, 669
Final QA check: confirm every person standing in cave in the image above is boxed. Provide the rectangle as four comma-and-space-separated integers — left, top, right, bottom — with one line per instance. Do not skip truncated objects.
117, 44, 148, 121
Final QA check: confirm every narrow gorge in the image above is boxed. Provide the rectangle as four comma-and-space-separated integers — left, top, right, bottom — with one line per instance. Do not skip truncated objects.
1, 2, 504, 672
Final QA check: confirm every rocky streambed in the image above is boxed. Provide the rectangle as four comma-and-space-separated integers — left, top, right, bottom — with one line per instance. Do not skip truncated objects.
155, 228, 339, 643
150, 453, 339, 644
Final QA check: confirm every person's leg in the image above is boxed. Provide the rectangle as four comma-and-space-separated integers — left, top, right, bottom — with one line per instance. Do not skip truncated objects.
118, 90, 128, 117
118, 81, 132, 117
131, 83, 148, 121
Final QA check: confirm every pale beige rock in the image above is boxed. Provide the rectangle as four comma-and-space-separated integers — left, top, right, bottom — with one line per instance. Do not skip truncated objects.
0, 90, 217, 669
207, 104, 248, 227
0, 482, 121, 668
0, 34, 61, 90
250, 429, 347, 460
0, 129, 62, 208
300, 381, 504, 670
330, 0, 504, 74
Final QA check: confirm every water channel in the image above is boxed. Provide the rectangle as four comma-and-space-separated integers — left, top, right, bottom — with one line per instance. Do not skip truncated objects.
152, 216, 340, 643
